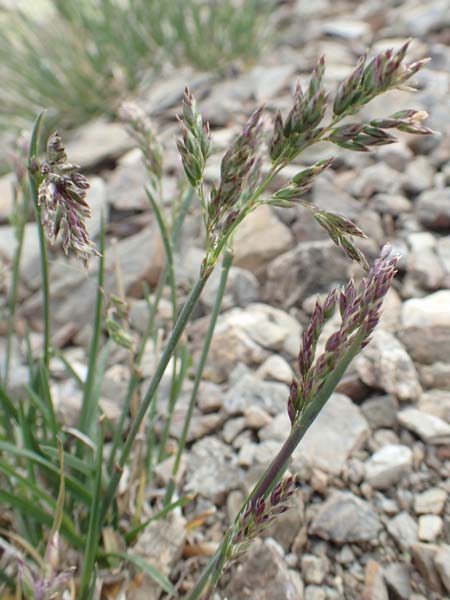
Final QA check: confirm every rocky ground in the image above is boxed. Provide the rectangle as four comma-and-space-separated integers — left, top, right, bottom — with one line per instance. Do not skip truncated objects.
1, 0, 450, 598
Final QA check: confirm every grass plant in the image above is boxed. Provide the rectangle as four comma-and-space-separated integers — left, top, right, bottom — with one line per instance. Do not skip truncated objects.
0, 42, 433, 599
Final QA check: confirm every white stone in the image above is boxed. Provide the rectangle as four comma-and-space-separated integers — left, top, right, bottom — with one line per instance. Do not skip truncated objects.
435, 545, 450, 594
418, 515, 443, 542
402, 290, 450, 328
365, 444, 413, 489
398, 408, 450, 444
256, 354, 294, 384
414, 488, 447, 515
355, 329, 422, 401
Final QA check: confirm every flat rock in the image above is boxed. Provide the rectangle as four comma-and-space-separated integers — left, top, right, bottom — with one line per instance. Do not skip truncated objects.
185, 436, 240, 502
105, 149, 148, 210
223, 539, 302, 600
202, 265, 260, 311
402, 290, 450, 328
66, 118, 133, 168
407, 232, 445, 290
234, 205, 294, 272
310, 491, 382, 544
363, 559, 389, 600
387, 511, 418, 551
398, 408, 450, 444
418, 389, 450, 422
293, 393, 369, 476
364, 444, 413, 490
434, 544, 450, 594
355, 330, 422, 402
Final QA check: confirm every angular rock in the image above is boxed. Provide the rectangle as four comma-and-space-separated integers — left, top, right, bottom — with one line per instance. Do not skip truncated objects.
383, 563, 411, 600
265, 240, 350, 308
402, 290, 450, 328
361, 395, 398, 429
105, 149, 148, 210
292, 393, 369, 476
416, 187, 450, 230
364, 444, 413, 490
398, 408, 450, 444
404, 156, 435, 194
202, 265, 260, 311
301, 554, 326, 585
418, 514, 442, 542
419, 362, 450, 389
129, 513, 186, 600
355, 330, 422, 401
419, 389, 450, 422
223, 539, 302, 600
263, 492, 304, 552
363, 559, 389, 600
414, 487, 447, 515
349, 163, 404, 198
398, 326, 450, 365
310, 491, 382, 544
411, 543, 444, 594
256, 354, 294, 385
185, 437, 240, 502
224, 374, 289, 416
434, 544, 450, 595
233, 205, 294, 272
219, 303, 302, 355
387, 512, 418, 550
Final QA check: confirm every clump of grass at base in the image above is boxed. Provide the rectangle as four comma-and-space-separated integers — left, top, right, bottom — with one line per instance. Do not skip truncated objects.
0, 0, 275, 134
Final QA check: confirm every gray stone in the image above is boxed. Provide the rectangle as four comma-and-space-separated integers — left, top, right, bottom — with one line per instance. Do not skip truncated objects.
434, 544, 450, 595
416, 187, 450, 231
264, 240, 350, 308
355, 330, 422, 402
105, 150, 148, 210
223, 539, 301, 600
411, 543, 444, 594
419, 362, 450, 389
414, 488, 447, 515
66, 118, 133, 168
402, 290, 450, 328
129, 513, 186, 600
202, 265, 260, 311
418, 389, 450, 422
321, 19, 370, 39
398, 408, 450, 444
361, 395, 398, 429
233, 204, 293, 272
224, 374, 290, 416
301, 554, 326, 585
292, 393, 369, 476
263, 492, 304, 552
219, 303, 302, 356
404, 156, 435, 194
418, 515, 443, 542
22, 224, 164, 334
310, 491, 382, 544
372, 193, 411, 215
349, 163, 404, 198
387, 512, 418, 550
256, 354, 294, 385
364, 444, 413, 490
383, 563, 412, 600
304, 586, 326, 600
185, 437, 240, 502
398, 326, 450, 365
407, 232, 445, 290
